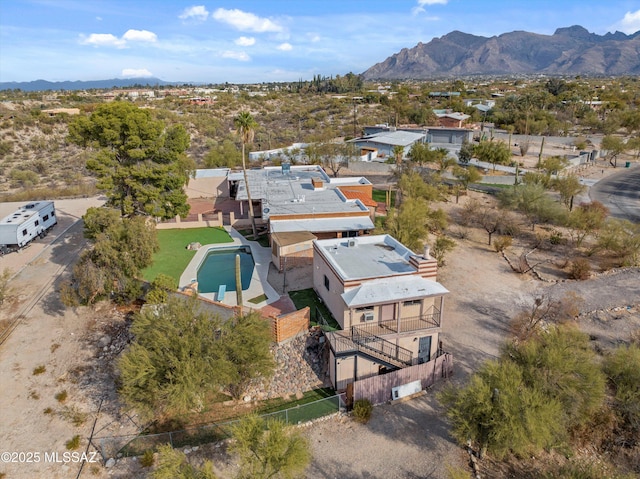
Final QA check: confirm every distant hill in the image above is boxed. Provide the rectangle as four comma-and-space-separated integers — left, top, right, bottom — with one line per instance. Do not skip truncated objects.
0, 77, 179, 92
362, 25, 640, 80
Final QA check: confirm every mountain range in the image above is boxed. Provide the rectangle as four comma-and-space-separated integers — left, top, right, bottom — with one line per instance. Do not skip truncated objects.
362, 25, 640, 80
0, 77, 175, 92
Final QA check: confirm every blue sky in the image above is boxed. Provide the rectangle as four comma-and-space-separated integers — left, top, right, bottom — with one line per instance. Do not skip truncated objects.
1, 0, 640, 83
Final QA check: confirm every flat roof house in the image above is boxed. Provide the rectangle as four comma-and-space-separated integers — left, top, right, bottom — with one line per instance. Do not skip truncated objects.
313, 234, 449, 391
349, 130, 427, 162
230, 165, 374, 235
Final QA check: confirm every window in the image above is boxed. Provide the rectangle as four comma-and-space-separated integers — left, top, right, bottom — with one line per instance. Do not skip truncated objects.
403, 299, 422, 307
43, 214, 49, 222
35, 220, 39, 226
324, 275, 330, 291
51, 211, 55, 216
355, 306, 374, 313
22, 229, 28, 236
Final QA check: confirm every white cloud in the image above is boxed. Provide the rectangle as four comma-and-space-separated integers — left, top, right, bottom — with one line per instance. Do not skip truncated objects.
618, 9, 640, 34
309, 34, 321, 43
80, 33, 125, 48
121, 68, 153, 78
277, 42, 293, 51
122, 29, 157, 42
212, 8, 283, 33
80, 29, 158, 49
179, 5, 209, 22
235, 36, 256, 46
221, 50, 251, 61
412, 0, 447, 15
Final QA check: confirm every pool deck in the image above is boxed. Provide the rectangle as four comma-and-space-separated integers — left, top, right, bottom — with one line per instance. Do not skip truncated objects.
179, 227, 280, 310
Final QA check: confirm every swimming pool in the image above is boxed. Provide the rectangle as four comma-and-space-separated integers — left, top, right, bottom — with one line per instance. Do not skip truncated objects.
196, 246, 255, 293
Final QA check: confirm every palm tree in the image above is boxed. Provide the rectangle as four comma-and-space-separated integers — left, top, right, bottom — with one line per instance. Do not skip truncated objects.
234, 111, 258, 238
392, 145, 404, 165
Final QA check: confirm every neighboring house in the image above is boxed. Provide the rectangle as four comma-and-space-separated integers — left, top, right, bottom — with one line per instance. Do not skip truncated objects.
313, 234, 449, 391
425, 127, 473, 145
182, 166, 376, 267
361, 125, 472, 147
231, 165, 375, 239
349, 130, 427, 161
435, 112, 470, 128
462, 98, 496, 109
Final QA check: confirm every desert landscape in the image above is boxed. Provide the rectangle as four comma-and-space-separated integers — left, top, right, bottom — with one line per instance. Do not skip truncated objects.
1, 154, 638, 478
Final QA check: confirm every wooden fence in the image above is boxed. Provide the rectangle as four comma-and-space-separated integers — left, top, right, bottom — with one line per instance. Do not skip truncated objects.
352, 353, 453, 405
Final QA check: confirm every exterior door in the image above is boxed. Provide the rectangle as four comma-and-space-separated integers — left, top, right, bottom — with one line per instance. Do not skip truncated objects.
380, 303, 395, 321
418, 336, 432, 364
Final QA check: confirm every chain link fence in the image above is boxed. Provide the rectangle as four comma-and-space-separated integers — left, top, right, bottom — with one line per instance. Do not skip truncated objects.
97, 393, 345, 460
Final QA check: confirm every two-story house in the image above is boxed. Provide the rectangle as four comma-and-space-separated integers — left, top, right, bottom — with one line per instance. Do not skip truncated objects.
313, 234, 449, 391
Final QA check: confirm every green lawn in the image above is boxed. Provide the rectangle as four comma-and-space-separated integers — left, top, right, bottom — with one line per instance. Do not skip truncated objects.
372, 188, 396, 205
289, 288, 340, 331
236, 228, 270, 247
142, 227, 233, 283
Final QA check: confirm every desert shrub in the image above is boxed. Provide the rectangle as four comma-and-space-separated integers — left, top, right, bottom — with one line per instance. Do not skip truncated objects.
493, 236, 512, 252
0, 141, 12, 156
9, 169, 40, 188
140, 450, 155, 468
568, 258, 591, 280
573, 137, 588, 150
146, 273, 177, 304
58, 405, 88, 426
352, 398, 373, 424
65, 435, 81, 450
431, 236, 456, 266
542, 458, 636, 479
55, 390, 68, 403
32, 365, 46, 375
519, 140, 530, 156
549, 229, 566, 245
602, 344, 640, 439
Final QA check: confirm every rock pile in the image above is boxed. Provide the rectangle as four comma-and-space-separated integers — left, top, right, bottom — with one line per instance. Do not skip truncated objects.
246, 328, 330, 400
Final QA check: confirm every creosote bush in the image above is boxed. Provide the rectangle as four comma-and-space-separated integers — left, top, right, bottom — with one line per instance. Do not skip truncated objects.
493, 236, 512, 252
55, 390, 68, 403
568, 258, 591, 280
65, 435, 81, 450
352, 398, 373, 424
140, 450, 155, 468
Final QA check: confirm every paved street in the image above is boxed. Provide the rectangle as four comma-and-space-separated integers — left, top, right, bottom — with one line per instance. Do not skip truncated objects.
590, 165, 640, 223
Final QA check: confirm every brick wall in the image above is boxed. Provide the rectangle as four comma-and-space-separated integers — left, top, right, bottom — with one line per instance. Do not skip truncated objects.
271, 307, 310, 343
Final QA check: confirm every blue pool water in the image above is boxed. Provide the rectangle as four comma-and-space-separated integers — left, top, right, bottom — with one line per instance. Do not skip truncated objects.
196, 247, 255, 293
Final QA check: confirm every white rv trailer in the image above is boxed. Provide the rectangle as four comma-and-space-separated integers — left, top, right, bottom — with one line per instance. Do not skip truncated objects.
0, 201, 57, 248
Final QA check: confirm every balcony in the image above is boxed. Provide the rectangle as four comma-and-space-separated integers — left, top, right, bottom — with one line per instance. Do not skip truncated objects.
325, 329, 412, 369
353, 307, 441, 337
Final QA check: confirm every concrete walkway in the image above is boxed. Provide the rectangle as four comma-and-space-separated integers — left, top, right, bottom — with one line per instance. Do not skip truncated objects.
179, 227, 280, 310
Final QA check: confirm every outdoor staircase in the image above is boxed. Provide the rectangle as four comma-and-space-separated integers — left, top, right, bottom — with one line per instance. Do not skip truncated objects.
350, 327, 413, 369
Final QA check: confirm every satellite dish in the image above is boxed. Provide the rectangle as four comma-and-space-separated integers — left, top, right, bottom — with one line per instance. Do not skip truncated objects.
263, 207, 270, 213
